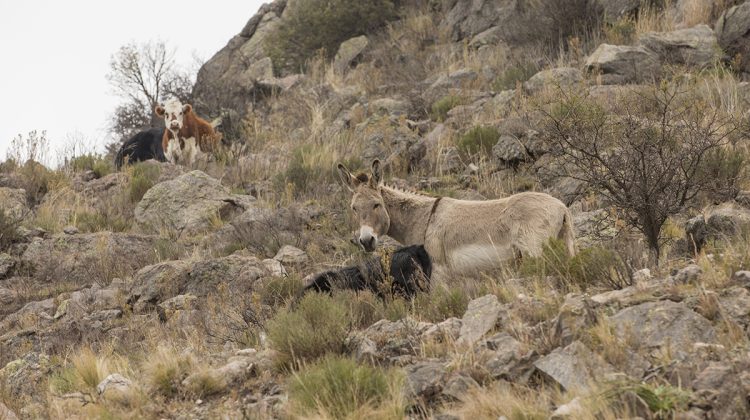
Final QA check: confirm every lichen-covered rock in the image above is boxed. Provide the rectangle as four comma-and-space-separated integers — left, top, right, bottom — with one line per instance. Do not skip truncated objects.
524, 67, 583, 94
0, 187, 29, 220
716, 2, 750, 75
21, 232, 159, 284
135, 170, 254, 238
609, 300, 717, 357
404, 361, 448, 401
585, 44, 661, 84
638, 24, 720, 68
458, 294, 502, 346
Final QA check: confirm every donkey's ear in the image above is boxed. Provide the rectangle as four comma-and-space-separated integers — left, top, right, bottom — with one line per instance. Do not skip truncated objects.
337, 163, 357, 192
370, 159, 382, 186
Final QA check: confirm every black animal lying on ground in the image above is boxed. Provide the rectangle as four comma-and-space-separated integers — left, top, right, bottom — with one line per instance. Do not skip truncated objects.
114, 127, 166, 170
301, 245, 432, 300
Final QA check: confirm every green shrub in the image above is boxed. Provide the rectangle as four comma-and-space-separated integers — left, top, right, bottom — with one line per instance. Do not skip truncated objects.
265, 0, 398, 73
493, 62, 539, 91
457, 126, 500, 158
289, 356, 404, 419
74, 211, 129, 233
430, 95, 463, 122
267, 293, 350, 367
68, 154, 113, 178
413, 285, 469, 323
128, 162, 161, 203
520, 239, 632, 290
260, 275, 305, 306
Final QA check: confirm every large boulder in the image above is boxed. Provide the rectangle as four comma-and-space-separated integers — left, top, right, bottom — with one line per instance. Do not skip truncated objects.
585, 44, 661, 84
21, 232, 159, 284
191, 0, 288, 118
716, 2, 750, 75
638, 24, 720, 68
609, 300, 717, 357
134, 170, 254, 238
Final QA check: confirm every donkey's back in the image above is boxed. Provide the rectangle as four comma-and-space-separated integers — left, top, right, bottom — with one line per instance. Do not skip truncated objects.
427, 192, 575, 273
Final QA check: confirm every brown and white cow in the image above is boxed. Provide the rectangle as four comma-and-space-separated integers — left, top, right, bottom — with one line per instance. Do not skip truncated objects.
154, 98, 222, 165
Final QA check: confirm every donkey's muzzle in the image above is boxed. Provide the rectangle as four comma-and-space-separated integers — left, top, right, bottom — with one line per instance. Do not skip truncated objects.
359, 236, 376, 252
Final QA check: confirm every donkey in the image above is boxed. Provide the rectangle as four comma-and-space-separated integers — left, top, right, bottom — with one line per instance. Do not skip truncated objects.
337, 160, 576, 283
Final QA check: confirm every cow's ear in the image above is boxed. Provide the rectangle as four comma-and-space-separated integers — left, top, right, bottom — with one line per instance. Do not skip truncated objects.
154, 106, 165, 117
182, 104, 192, 114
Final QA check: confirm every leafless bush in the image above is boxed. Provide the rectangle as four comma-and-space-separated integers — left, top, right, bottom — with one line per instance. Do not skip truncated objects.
541, 82, 742, 260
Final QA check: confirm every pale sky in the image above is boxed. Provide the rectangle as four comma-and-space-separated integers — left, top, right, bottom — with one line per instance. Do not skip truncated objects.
0, 0, 265, 164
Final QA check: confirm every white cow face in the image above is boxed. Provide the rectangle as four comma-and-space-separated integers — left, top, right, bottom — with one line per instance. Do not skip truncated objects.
155, 99, 192, 132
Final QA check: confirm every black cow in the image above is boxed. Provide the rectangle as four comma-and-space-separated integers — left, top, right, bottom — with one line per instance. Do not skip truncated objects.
114, 128, 166, 170
301, 245, 432, 300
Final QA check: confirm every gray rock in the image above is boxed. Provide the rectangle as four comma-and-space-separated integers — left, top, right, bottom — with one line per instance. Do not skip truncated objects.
273, 245, 307, 264
670, 264, 702, 284
719, 287, 750, 327
600, 0, 641, 20
157, 294, 198, 321
191, 0, 287, 118
96, 373, 133, 396
524, 67, 583, 94
0, 353, 51, 406
685, 215, 707, 252
333, 35, 369, 74
0, 187, 29, 220
716, 2, 750, 74
441, 373, 479, 402
370, 98, 409, 116
609, 300, 717, 355
492, 135, 528, 167
551, 396, 585, 419
553, 294, 599, 346
458, 294, 502, 346
0, 288, 15, 305
691, 360, 750, 419
21, 232, 159, 285
135, 170, 254, 238
422, 317, 462, 342
534, 341, 615, 390
0, 401, 18, 420
128, 260, 191, 312
481, 332, 531, 380
585, 44, 661, 85
638, 24, 720, 68
404, 361, 447, 400
0, 253, 14, 278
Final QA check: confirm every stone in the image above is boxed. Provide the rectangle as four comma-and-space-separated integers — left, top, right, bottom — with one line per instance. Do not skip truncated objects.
716, 2, 750, 75
609, 300, 717, 356
492, 135, 528, 167
551, 397, 585, 419
0, 253, 14, 278
442, 373, 479, 402
534, 341, 615, 391
273, 245, 308, 264
458, 294, 502, 346
481, 332, 531, 380
21, 232, 158, 285
333, 35, 369, 74
552, 294, 599, 346
135, 170, 254, 238
670, 264, 702, 284
0, 401, 18, 420
0, 288, 15, 305
0, 187, 29, 220
585, 44, 661, 85
157, 294, 198, 321
127, 260, 191, 312
422, 317, 462, 342
370, 98, 409, 116
524, 67, 583, 94
243, 57, 274, 81
404, 361, 447, 401
638, 24, 720, 68
96, 373, 133, 396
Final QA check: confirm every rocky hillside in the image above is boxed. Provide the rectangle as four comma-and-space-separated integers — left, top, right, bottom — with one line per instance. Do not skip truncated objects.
2, 0, 750, 418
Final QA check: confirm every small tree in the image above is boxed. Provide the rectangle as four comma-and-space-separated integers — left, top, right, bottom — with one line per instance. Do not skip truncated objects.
106, 40, 195, 143
541, 82, 741, 261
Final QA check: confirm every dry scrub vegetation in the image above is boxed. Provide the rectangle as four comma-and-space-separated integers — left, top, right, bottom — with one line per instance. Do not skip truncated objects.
2, 0, 750, 418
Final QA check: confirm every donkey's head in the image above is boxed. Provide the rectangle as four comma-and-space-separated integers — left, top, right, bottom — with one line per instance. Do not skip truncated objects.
337, 160, 389, 252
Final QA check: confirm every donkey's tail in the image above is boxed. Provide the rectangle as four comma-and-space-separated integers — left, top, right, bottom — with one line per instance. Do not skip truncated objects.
558, 209, 577, 257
